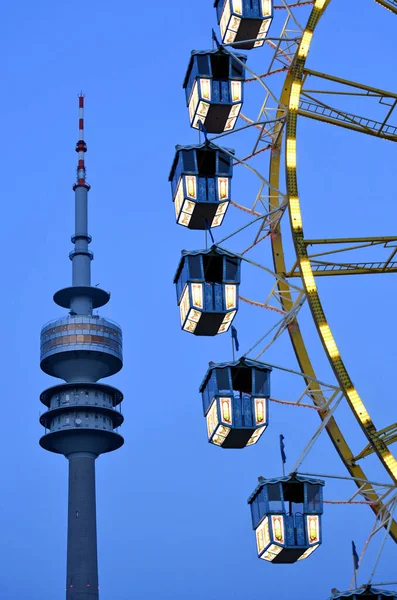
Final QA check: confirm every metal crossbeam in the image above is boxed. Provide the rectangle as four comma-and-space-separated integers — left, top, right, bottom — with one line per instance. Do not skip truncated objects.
298, 99, 397, 141
274, 1, 314, 7
354, 424, 397, 461
239, 111, 284, 148
298, 472, 395, 492
304, 236, 397, 246
289, 393, 344, 472
287, 237, 397, 276
271, 385, 341, 412
297, 69, 397, 141
252, 362, 340, 407
288, 259, 397, 276
253, 294, 306, 358
250, 8, 302, 154
240, 292, 305, 358
303, 69, 397, 99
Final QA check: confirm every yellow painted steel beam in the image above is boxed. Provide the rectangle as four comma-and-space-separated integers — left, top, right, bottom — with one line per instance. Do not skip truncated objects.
305, 236, 397, 245
301, 240, 397, 266
303, 68, 397, 98
355, 424, 397, 461
268, 0, 397, 542
375, 0, 397, 15
297, 106, 397, 141
305, 241, 397, 260
287, 263, 397, 276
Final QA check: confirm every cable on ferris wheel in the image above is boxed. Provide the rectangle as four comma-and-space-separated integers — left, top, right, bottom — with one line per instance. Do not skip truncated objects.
169, 0, 397, 596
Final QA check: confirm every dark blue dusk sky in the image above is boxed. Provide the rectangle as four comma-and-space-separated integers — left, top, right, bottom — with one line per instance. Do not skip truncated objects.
1, 1, 396, 599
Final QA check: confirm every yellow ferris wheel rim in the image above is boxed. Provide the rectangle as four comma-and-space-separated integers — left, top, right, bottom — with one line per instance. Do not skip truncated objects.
269, 0, 397, 541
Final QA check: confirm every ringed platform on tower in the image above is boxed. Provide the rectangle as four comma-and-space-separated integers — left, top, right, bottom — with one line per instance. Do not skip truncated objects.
39, 381, 124, 456
40, 315, 122, 382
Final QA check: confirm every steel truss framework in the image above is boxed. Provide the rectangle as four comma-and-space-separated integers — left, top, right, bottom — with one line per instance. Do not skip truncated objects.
298, 69, 397, 142
268, 0, 397, 542
205, 0, 397, 549
287, 237, 397, 277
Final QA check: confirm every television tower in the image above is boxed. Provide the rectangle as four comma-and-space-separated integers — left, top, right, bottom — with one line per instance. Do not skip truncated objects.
39, 95, 124, 600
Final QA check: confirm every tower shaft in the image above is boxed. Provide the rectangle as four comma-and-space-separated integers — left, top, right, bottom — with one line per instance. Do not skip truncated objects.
71, 184, 92, 315
40, 96, 124, 600
73, 186, 90, 287
67, 452, 99, 600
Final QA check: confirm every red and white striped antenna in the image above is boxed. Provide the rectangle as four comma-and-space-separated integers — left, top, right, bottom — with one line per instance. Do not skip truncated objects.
74, 93, 90, 190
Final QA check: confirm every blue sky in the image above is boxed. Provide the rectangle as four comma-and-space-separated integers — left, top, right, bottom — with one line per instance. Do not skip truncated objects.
1, 1, 396, 599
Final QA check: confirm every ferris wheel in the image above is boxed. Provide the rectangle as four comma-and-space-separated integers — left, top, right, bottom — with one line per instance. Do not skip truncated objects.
169, 1, 397, 597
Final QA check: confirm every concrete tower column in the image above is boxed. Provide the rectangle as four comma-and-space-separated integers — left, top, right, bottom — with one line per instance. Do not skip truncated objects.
66, 452, 99, 600
40, 96, 124, 600
71, 184, 93, 315
72, 186, 91, 287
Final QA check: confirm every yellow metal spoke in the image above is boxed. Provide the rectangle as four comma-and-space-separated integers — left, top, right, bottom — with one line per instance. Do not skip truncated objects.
307, 242, 397, 260
304, 236, 397, 245
303, 68, 397, 98
295, 68, 397, 140
355, 424, 397, 461
298, 99, 397, 141
287, 237, 397, 276
288, 260, 397, 276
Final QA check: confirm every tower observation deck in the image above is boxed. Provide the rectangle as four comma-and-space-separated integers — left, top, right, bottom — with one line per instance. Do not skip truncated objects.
39, 96, 124, 600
